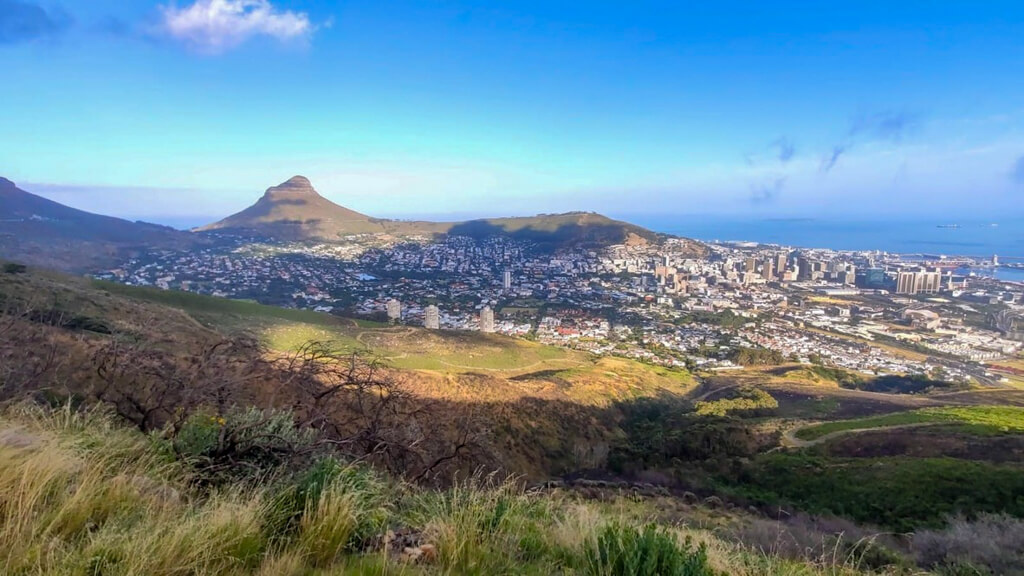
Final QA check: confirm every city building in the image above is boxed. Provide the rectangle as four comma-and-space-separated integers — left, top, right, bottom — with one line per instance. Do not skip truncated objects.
903, 308, 941, 330
859, 267, 888, 289
480, 306, 495, 333
503, 269, 512, 290
424, 305, 440, 329
896, 268, 942, 295
775, 253, 788, 278
386, 299, 401, 323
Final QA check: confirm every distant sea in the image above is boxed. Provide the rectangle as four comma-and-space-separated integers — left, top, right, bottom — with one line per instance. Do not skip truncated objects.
628, 215, 1024, 282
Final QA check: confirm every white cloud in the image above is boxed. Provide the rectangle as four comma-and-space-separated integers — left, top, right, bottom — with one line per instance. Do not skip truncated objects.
159, 0, 314, 53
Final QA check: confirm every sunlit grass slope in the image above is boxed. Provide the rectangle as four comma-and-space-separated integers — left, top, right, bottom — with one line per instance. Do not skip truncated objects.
0, 405, 878, 576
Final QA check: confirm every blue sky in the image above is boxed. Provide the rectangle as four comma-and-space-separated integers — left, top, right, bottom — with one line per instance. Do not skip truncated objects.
2, 0, 1024, 225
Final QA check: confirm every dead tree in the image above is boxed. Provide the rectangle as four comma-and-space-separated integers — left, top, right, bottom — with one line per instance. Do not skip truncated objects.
274, 341, 488, 480
0, 300, 65, 399
90, 333, 266, 432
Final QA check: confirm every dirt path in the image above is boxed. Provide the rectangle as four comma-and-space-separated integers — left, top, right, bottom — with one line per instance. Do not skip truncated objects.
434, 357, 583, 373
779, 422, 942, 449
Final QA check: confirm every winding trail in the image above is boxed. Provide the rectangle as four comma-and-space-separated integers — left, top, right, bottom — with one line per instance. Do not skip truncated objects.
779, 422, 943, 449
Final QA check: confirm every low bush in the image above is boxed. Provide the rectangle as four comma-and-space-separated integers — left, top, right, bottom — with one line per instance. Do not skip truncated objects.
913, 514, 1024, 575
695, 387, 778, 417
727, 347, 785, 366
843, 374, 965, 394
172, 407, 318, 485
728, 513, 906, 571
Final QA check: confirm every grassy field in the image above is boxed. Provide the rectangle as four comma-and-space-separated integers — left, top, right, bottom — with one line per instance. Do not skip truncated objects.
92, 280, 592, 376
795, 406, 1024, 440
986, 356, 1024, 389
94, 280, 349, 327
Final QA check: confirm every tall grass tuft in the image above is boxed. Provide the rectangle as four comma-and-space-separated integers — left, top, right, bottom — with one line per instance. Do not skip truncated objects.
406, 474, 558, 574
583, 522, 714, 576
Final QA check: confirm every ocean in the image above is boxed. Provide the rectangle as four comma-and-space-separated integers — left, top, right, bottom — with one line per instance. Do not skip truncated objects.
629, 216, 1024, 257
628, 215, 1024, 282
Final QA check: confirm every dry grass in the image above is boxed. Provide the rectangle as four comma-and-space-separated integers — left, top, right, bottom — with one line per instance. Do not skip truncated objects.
0, 404, 939, 575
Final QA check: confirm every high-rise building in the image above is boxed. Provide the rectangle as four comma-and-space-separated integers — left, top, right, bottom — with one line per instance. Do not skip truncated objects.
423, 305, 440, 330
386, 299, 401, 323
896, 271, 915, 294
480, 306, 495, 333
861, 267, 887, 289
762, 258, 774, 281
775, 253, 787, 278
843, 268, 856, 285
744, 258, 757, 273
503, 269, 512, 290
897, 268, 942, 295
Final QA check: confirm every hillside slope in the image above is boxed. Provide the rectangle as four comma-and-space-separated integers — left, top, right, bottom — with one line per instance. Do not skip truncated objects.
1, 404, 905, 576
0, 264, 695, 478
4, 264, 1024, 574
0, 178, 194, 271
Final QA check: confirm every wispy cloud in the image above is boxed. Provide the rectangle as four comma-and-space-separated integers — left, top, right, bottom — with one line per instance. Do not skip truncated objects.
820, 145, 847, 173
750, 177, 786, 204
849, 110, 921, 142
771, 137, 796, 163
0, 0, 71, 44
821, 109, 922, 173
158, 0, 315, 53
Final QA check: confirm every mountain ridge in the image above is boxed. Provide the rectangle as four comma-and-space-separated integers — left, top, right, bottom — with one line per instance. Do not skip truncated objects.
0, 178, 194, 272
0, 175, 706, 272
198, 175, 697, 251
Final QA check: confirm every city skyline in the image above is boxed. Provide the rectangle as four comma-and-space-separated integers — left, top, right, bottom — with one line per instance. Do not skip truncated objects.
2, 1, 1024, 221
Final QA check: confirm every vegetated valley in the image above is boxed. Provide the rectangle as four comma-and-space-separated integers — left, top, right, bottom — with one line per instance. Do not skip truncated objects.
3, 262, 1024, 575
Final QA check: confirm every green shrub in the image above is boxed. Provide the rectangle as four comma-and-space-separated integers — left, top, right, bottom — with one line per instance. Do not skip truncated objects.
62, 315, 113, 334
727, 347, 784, 366
844, 373, 965, 394
584, 523, 714, 576
3, 263, 27, 274
173, 407, 318, 485
695, 387, 778, 417
730, 454, 1024, 531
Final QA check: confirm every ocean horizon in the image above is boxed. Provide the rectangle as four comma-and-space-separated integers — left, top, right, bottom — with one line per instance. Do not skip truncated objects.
626, 215, 1024, 260
138, 212, 1024, 267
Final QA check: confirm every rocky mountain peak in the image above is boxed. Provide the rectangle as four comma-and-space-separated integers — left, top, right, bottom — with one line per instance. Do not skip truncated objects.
262, 175, 319, 200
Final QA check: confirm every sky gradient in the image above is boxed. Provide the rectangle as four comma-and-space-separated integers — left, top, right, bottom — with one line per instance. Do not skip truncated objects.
2, 0, 1024, 225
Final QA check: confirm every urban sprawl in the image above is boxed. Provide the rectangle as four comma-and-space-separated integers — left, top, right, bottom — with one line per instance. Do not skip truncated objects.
100, 233, 1024, 386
